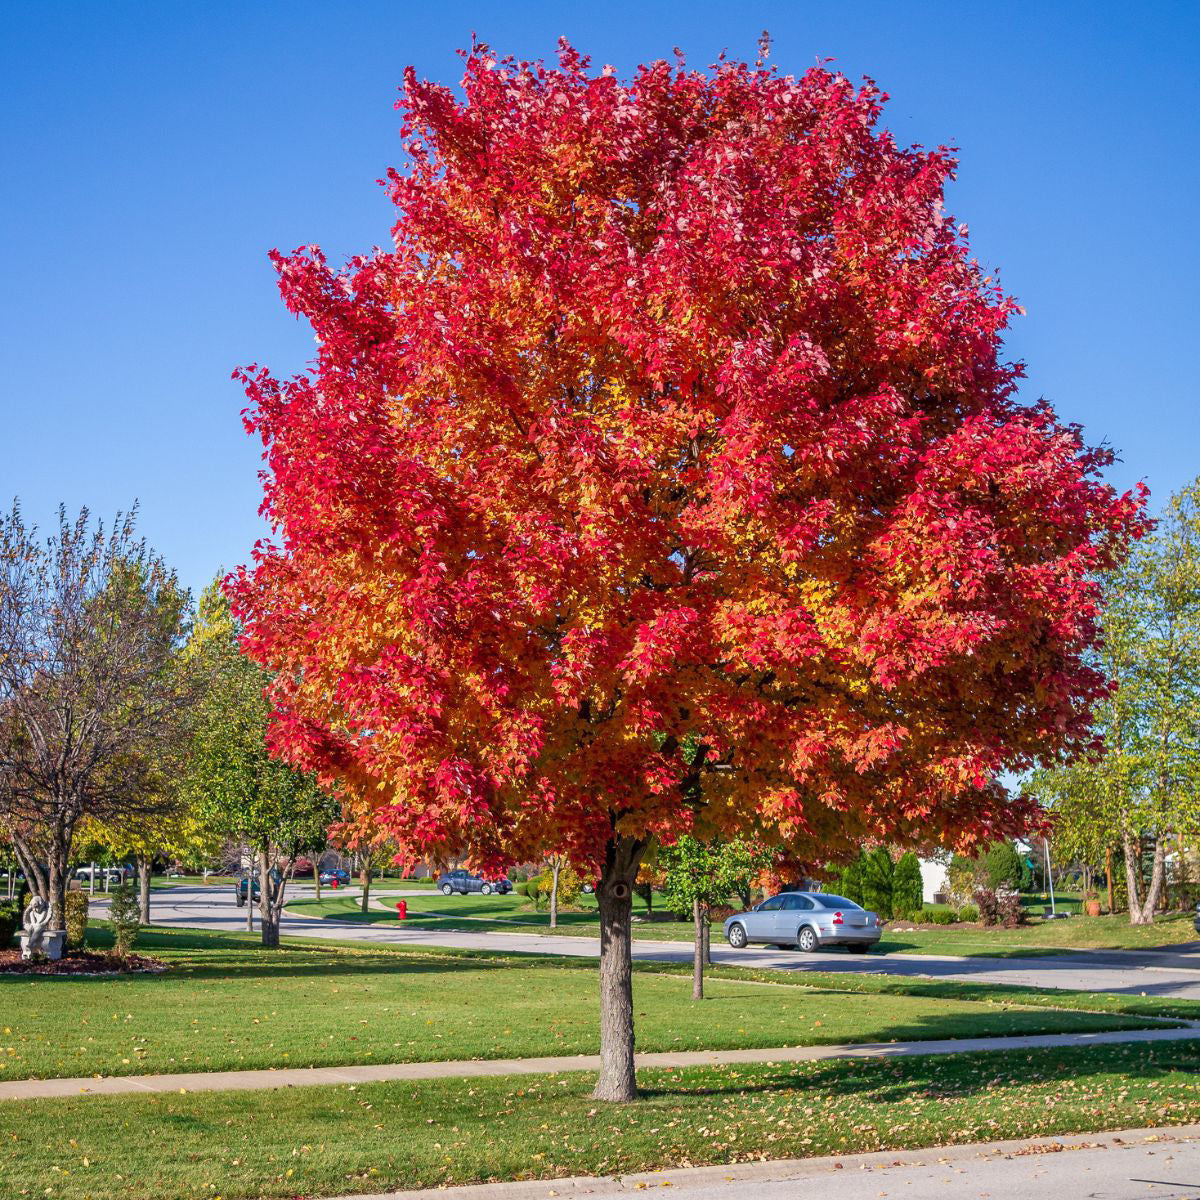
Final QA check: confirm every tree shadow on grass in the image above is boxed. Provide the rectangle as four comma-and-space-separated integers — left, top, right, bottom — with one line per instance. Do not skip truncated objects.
636, 1039, 1200, 1105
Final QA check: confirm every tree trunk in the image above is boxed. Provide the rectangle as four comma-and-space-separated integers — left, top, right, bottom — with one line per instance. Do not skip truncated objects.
593, 835, 646, 1103
243, 849, 254, 932
702, 915, 711, 966
360, 866, 371, 914
46, 840, 68, 931
1106, 846, 1115, 913
259, 851, 281, 949
137, 855, 152, 924
1124, 832, 1156, 925
692, 897, 704, 1000
1141, 837, 1168, 922
314, 868, 322, 902
550, 859, 561, 929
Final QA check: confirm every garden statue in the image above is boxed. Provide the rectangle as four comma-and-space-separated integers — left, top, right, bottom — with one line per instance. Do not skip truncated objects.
20, 896, 65, 961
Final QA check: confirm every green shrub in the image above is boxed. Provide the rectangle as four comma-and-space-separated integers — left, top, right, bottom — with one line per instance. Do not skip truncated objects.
108, 883, 141, 956
836, 856, 865, 907
892, 852, 923, 915
64, 891, 90, 949
861, 847, 895, 917
0, 900, 19, 948
929, 908, 957, 925
984, 841, 1023, 890
957, 903, 979, 923
514, 881, 529, 897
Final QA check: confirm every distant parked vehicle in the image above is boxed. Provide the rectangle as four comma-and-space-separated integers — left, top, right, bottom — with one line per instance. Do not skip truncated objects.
318, 868, 351, 886
235, 869, 289, 906
580, 882, 596, 894
436, 869, 512, 896
74, 866, 125, 886
723, 892, 882, 953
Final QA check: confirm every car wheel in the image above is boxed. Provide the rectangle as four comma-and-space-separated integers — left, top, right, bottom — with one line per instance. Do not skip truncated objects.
441, 883, 453, 895
797, 926, 818, 953
726, 922, 748, 949
481, 883, 492, 895
235, 896, 244, 908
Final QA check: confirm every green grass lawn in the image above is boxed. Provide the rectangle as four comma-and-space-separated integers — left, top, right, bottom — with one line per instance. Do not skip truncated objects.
2, 1040, 1198, 1200
0, 925, 1181, 1082
878, 910, 1200, 956
287, 891, 1200, 956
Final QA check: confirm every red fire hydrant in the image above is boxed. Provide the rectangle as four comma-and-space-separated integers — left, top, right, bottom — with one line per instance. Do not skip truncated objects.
331, 878, 339, 890
395, 900, 407, 920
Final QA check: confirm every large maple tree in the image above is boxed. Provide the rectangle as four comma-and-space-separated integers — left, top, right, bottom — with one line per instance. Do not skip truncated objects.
231, 42, 1144, 1100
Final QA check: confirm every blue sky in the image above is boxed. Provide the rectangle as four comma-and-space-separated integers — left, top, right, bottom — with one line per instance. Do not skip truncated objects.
1, 1, 1196, 597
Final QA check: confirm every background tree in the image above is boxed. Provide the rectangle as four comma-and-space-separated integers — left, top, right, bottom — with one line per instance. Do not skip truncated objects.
328, 803, 395, 914
1030, 479, 1200, 924
230, 44, 1144, 1099
0, 504, 189, 926
186, 579, 338, 947
660, 835, 769, 998
82, 798, 218, 923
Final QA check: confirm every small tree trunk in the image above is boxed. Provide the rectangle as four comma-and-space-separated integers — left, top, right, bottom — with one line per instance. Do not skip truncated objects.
360, 864, 372, 914
137, 856, 152, 924
244, 850, 255, 933
259, 851, 280, 949
1124, 832, 1152, 925
1106, 846, 1115, 913
47, 841, 68, 930
550, 859, 560, 929
314, 868, 322, 902
692, 897, 704, 1000
1141, 838, 1168, 922
593, 835, 646, 1103
702, 914, 712, 966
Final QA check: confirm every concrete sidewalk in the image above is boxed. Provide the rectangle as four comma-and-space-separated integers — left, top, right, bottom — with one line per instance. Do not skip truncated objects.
329, 1124, 1200, 1200
3, 1024, 1198, 1103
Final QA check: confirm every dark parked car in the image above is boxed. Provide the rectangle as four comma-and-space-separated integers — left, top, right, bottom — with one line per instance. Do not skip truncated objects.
723, 891, 882, 953
318, 868, 351, 886
436, 869, 511, 896
234, 876, 261, 907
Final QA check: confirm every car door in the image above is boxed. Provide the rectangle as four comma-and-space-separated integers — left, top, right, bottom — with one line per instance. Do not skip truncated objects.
744, 895, 784, 942
775, 894, 816, 942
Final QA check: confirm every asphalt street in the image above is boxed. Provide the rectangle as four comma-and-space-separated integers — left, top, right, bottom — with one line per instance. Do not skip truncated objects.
136, 884, 1200, 999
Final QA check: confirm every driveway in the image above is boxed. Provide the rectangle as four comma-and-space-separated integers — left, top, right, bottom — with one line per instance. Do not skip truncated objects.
129, 884, 1200, 999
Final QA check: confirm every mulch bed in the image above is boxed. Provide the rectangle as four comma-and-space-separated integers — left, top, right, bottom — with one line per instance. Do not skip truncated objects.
0, 949, 167, 976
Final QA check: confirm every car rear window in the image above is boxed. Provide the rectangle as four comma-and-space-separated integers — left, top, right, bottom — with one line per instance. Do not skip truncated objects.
812, 894, 863, 910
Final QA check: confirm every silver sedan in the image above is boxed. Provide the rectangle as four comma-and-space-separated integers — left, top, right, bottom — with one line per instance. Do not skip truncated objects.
723, 891, 882, 953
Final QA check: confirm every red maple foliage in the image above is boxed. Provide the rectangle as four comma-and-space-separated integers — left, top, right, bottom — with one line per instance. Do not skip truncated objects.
230, 41, 1145, 1098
